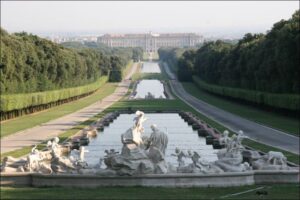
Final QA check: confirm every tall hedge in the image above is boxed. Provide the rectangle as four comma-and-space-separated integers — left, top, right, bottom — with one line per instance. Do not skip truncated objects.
1, 76, 107, 112
193, 76, 300, 111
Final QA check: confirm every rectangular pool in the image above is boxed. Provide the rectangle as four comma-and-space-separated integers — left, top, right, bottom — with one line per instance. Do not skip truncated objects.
85, 113, 218, 166
134, 80, 166, 99
141, 62, 161, 73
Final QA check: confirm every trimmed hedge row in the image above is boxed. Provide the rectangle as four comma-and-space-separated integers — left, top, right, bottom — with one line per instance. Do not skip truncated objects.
192, 76, 300, 111
1, 76, 108, 112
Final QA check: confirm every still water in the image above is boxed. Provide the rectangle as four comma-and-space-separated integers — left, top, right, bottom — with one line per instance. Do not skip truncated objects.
141, 62, 161, 73
134, 80, 166, 99
84, 113, 218, 166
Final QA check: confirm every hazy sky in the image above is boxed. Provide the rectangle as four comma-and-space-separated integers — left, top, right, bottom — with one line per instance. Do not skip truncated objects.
1, 1, 298, 37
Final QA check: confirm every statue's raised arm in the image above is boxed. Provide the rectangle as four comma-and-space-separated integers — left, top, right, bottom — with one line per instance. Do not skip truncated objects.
133, 110, 147, 132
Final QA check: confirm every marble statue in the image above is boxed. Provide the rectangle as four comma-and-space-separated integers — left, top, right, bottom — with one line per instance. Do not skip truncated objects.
218, 130, 231, 148
187, 150, 212, 171
101, 111, 169, 175
213, 130, 252, 172
134, 110, 147, 134
171, 147, 187, 168
252, 151, 289, 170
121, 110, 147, 146
1, 137, 89, 174
146, 124, 169, 173
146, 124, 168, 156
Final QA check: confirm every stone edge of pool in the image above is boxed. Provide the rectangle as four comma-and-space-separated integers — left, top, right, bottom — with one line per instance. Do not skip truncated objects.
127, 80, 174, 100
1, 170, 299, 187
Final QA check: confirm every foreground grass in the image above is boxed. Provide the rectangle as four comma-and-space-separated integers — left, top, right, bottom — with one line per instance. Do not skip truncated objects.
182, 82, 299, 135
0, 83, 117, 138
1, 184, 299, 199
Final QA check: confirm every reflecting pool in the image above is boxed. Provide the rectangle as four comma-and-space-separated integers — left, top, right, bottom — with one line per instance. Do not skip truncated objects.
134, 80, 166, 99
141, 62, 161, 73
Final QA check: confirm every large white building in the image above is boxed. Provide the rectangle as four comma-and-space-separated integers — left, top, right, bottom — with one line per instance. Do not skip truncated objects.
97, 32, 203, 52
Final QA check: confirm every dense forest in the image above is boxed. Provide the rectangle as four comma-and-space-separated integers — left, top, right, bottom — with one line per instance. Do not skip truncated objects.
61, 41, 143, 82
158, 10, 299, 111
0, 28, 143, 94
0, 28, 143, 120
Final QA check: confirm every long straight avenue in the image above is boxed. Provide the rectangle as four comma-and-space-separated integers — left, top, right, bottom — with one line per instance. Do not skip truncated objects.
163, 63, 299, 155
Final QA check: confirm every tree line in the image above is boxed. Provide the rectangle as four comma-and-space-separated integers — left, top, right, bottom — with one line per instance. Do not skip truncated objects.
0, 28, 143, 94
0, 28, 143, 120
158, 10, 299, 111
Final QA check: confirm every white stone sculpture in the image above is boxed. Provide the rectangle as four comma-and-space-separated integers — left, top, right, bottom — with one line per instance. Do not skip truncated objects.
214, 130, 252, 172
1, 137, 90, 174
121, 110, 147, 146
49, 137, 61, 158
26, 145, 43, 172
218, 130, 231, 148
147, 124, 168, 155
252, 151, 289, 170
187, 151, 211, 171
102, 112, 169, 175
171, 147, 187, 168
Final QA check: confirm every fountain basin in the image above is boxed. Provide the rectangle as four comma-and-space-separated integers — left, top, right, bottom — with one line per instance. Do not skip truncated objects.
141, 62, 161, 73
1, 170, 299, 187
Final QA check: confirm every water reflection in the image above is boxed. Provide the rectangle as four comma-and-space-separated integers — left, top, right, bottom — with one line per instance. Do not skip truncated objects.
141, 62, 161, 73
85, 113, 218, 166
134, 80, 166, 99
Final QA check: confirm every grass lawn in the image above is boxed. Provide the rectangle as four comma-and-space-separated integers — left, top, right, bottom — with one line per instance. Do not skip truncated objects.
1, 184, 299, 199
182, 82, 299, 136
122, 60, 134, 78
0, 83, 117, 138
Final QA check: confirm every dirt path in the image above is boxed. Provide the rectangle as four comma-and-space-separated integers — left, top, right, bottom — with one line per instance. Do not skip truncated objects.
1, 63, 138, 154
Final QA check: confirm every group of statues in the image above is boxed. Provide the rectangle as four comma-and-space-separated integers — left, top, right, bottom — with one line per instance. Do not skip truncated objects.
215, 130, 289, 171
102, 111, 170, 175
169, 129, 290, 173
1, 111, 291, 175
1, 137, 88, 174
170, 148, 214, 173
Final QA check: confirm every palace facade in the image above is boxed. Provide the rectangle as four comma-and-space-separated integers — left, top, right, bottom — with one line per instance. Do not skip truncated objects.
97, 32, 203, 52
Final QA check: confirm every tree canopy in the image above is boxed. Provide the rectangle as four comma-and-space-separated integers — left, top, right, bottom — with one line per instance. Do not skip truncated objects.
0, 29, 143, 94
158, 10, 300, 94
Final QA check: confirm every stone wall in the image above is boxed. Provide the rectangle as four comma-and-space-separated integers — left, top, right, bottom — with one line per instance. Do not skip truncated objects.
1, 170, 299, 188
